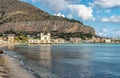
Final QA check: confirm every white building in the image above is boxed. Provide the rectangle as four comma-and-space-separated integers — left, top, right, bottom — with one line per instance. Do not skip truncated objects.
105, 39, 111, 43
8, 34, 14, 43
70, 38, 82, 43
40, 33, 51, 44
53, 38, 65, 44
0, 37, 3, 44
28, 32, 67, 44
29, 32, 51, 44
29, 39, 40, 44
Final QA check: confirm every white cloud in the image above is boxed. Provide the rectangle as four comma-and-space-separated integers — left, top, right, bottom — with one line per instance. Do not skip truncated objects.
94, 0, 120, 8
96, 10, 100, 13
66, 0, 80, 2
34, 0, 68, 13
20, 0, 29, 2
68, 5, 95, 21
101, 16, 120, 23
103, 28, 108, 32
67, 14, 73, 19
31, 0, 37, 3
98, 28, 108, 37
54, 13, 65, 17
31, 0, 80, 3
98, 32, 103, 35
20, 0, 67, 12
104, 9, 111, 13
98, 28, 120, 38
113, 31, 120, 38
21, 0, 94, 21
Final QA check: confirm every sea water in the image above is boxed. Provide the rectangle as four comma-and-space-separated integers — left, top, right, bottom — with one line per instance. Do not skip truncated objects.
4, 44, 120, 78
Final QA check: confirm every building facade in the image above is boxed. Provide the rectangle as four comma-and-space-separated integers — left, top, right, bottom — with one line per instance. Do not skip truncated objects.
70, 38, 82, 43
29, 39, 40, 44
8, 34, 14, 43
28, 32, 67, 44
29, 32, 51, 44
40, 33, 51, 43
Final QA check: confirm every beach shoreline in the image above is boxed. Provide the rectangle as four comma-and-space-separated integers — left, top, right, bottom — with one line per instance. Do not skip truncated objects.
0, 54, 36, 78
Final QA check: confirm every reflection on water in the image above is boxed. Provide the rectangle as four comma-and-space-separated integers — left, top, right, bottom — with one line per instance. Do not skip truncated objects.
39, 45, 52, 69
50, 45, 93, 78
39, 45, 51, 59
5, 44, 120, 78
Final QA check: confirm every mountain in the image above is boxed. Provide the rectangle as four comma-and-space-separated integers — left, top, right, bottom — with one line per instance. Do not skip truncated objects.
0, 0, 95, 35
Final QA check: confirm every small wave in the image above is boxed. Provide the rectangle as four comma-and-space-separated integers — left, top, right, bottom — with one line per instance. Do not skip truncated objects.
19, 58, 42, 78
4, 51, 42, 78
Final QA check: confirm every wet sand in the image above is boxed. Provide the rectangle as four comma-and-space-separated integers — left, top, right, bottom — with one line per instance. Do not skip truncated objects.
0, 54, 35, 78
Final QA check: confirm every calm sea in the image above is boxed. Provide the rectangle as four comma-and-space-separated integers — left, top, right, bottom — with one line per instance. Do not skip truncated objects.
4, 44, 120, 78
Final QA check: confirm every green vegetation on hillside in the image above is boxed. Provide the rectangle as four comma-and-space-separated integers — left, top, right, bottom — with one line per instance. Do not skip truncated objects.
51, 31, 94, 40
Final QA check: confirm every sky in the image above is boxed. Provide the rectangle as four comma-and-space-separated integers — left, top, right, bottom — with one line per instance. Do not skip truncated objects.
20, 0, 120, 38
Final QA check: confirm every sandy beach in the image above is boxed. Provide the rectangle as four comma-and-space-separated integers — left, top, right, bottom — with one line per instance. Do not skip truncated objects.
0, 54, 35, 78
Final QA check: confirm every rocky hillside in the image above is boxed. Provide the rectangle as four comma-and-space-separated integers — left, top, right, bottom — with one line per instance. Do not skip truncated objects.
0, 0, 95, 35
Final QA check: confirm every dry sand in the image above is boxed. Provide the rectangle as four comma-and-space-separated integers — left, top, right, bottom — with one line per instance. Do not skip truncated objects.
0, 54, 36, 78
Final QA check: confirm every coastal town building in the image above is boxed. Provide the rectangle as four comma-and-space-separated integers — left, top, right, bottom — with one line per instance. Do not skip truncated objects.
28, 32, 67, 44
29, 39, 40, 44
0, 37, 3, 41
28, 33, 51, 44
8, 34, 15, 43
28, 32, 118, 44
105, 39, 111, 43
55, 38, 65, 43
70, 38, 82, 43
40, 33, 51, 44
0, 37, 3, 44
91, 36, 105, 43
0, 37, 9, 44
51, 38, 66, 44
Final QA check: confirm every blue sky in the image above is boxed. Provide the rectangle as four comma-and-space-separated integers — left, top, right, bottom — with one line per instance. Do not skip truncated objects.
20, 0, 120, 38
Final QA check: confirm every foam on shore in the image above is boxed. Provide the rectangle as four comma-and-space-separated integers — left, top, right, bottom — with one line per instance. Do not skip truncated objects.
0, 54, 36, 78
